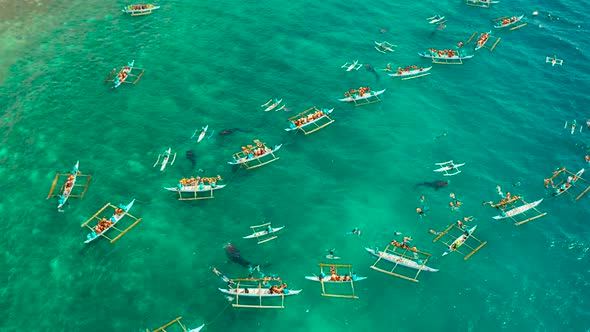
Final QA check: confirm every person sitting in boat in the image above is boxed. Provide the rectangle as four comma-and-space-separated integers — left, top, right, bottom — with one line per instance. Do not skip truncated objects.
329, 266, 340, 280
403, 236, 412, 246
269, 285, 281, 294
115, 207, 124, 214
341, 274, 351, 282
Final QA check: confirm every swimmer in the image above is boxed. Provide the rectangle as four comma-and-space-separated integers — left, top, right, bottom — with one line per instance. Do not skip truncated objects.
429, 229, 442, 235
434, 131, 448, 140
347, 227, 361, 236
496, 185, 504, 198
393, 231, 402, 236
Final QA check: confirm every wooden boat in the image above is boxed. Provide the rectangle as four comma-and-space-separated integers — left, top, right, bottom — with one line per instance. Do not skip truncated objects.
218, 287, 302, 297
122, 4, 161, 16
198, 125, 208, 142
493, 199, 543, 219
243, 223, 284, 244
221, 278, 300, 309
47, 161, 91, 211
389, 66, 432, 79
228, 141, 282, 169
374, 41, 397, 54
553, 169, 584, 197
165, 176, 225, 200
104, 60, 144, 88
444, 225, 477, 256
474, 31, 491, 51
164, 182, 226, 193
284, 107, 334, 134
84, 199, 137, 244
434, 160, 465, 176
434, 223, 486, 260
308, 263, 363, 298
153, 147, 176, 171
341, 60, 362, 71
419, 51, 473, 60
494, 15, 525, 29
427, 15, 446, 24
304, 275, 367, 283
466, 0, 499, 7
261, 99, 283, 112
365, 247, 438, 272
58, 161, 79, 210
338, 89, 385, 102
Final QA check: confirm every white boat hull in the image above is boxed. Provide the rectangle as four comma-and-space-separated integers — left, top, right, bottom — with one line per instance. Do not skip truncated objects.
243, 226, 285, 239
418, 52, 473, 60
85, 199, 135, 244
494, 15, 525, 29
218, 288, 302, 297
447, 225, 477, 254
284, 109, 334, 132
198, 125, 208, 142
434, 163, 465, 172
228, 144, 282, 165
304, 275, 367, 282
493, 199, 543, 219
338, 89, 386, 102
58, 161, 79, 210
164, 184, 226, 193
365, 247, 439, 272
389, 67, 432, 77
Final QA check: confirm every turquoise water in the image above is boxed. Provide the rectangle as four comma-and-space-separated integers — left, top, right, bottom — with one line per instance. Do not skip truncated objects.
2, 0, 590, 331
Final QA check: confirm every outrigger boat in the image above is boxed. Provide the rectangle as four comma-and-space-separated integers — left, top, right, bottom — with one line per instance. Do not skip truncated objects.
374, 41, 397, 54
284, 106, 334, 135
165, 175, 225, 200
366, 245, 438, 282
104, 60, 144, 88
434, 160, 465, 176
243, 222, 285, 244
339, 87, 385, 106
341, 60, 362, 71
546, 168, 589, 199
229, 140, 282, 170
122, 4, 161, 16
490, 198, 547, 226
419, 49, 473, 64
153, 147, 176, 171
47, 161, 91, 212
433, 223, 487, 260
150, 316, 204, 332
389, 66, 432, 80
261, 99, 284, 112
467, 31, 501, 52
81, 199, 142, 244
219, 278, 302, 309
493, 15, 526, 30
466, 0, 499, 8
546, 55, 563, 67
427, 15, 446, 24
191, 125, 209, 142
305, 263, 364, 299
